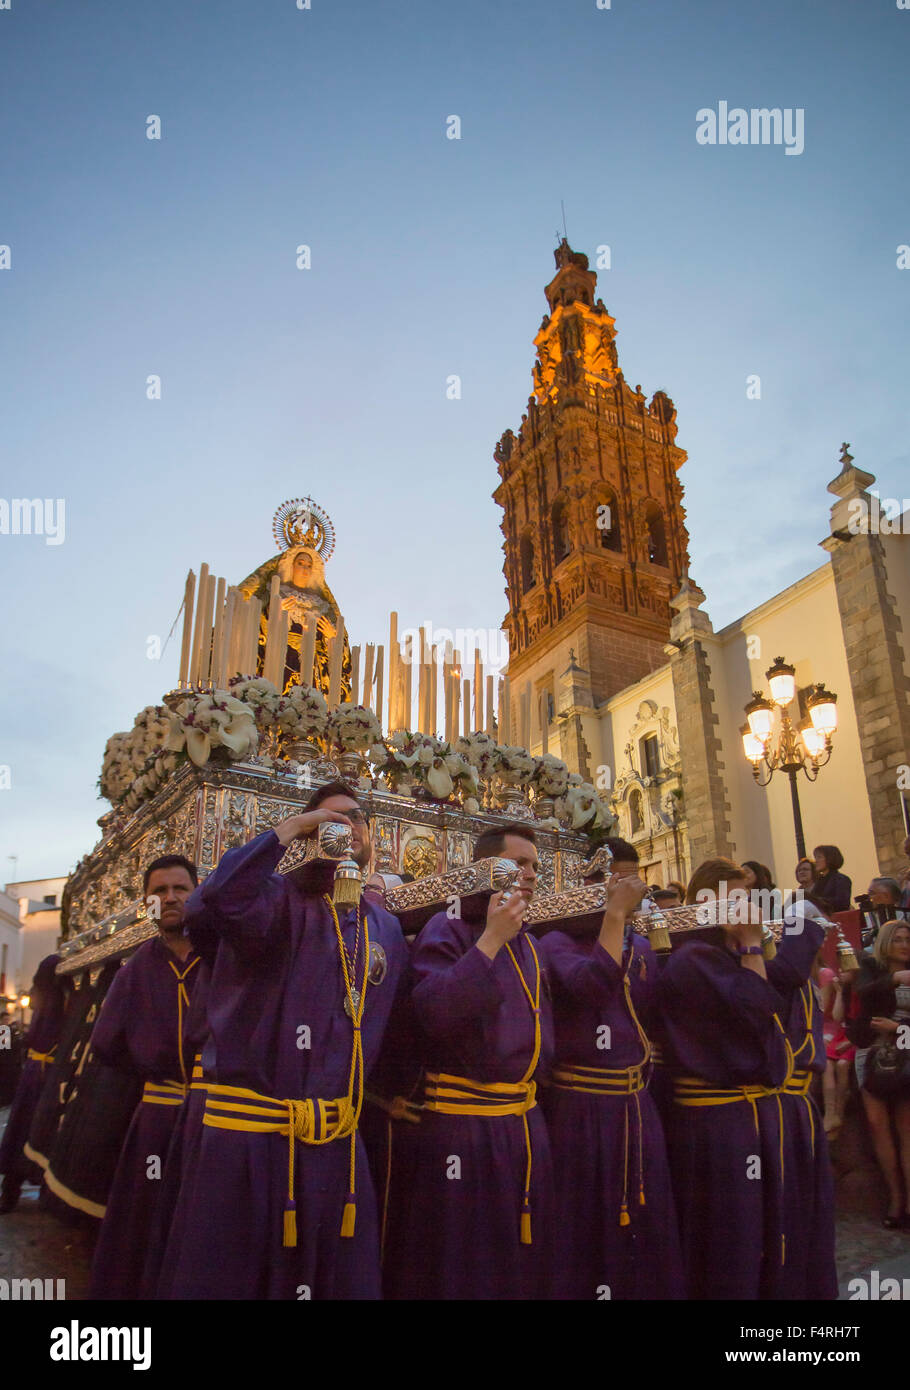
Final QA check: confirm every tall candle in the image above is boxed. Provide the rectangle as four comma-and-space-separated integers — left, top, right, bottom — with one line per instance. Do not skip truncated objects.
248, 597, 262, 677
189, 562, 210, 685
362, 644, 375, 715
328, 621, 345, 707
452, 672, 461, 740
389, 612, 399, 727
221, 587, 238, 687
300, 618, 317, 689
501, 675, 511, 743
263, 573, 281, 686
463, 679, 471, 738
178, 569, 196, 686
485, 674, 494, 736
474, 650, 483, 731
403, 634, 413, 730
237, 598, 252, 677
210, 577, 227, 689
277, 603, 290, 691
430, 646, 438, 736
199, 573, 217, 686
374, 645, 384, 729
351, 645, 361, 707
539, 691, 549, 755
417, 659, 427, 733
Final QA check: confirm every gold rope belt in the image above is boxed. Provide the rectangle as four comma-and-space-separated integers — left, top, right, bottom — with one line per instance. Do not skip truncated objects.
142, 1079, 188, 1107
780, 1068, 816, 1156
551, 1063, 648, 1225
26, 1046, 56, 1071
202, 1080, 358, 1248
423, 1071, 537, 1244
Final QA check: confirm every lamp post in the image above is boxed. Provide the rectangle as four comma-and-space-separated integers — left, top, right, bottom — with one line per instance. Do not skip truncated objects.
741, 658, 838, 861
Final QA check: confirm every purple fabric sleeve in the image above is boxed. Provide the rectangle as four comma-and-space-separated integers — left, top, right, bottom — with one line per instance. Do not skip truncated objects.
411, 922, 504, 1038
90, 963, 132, 1069
184, 830, 287, 958
539, 930, 624, 1009
766, 918, 825, 994
661, 943, 783, 1034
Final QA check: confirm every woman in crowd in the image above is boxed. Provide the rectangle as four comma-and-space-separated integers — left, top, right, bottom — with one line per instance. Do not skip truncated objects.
657, 858, 792, 1299
795, 857, 820, 904
818, 960, 855, 1138
812, 845, 852, 914
741, 861, 775, 894
849, 919, 910, 1228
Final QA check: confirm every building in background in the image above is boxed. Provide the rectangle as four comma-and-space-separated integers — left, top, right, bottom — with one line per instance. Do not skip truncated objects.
4, 878, 65, 997
494, 242, 910, 891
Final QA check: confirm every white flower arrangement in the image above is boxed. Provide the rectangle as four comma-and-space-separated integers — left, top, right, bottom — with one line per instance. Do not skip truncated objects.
99, 706, 173, 803
228, 677, 283, 724
454, 731, 499, 779
555, 780, 615, 832
166, 690, 259, 768
276, 683, 329, 740
492, 744, 537, 780
327, 703, 383, 752
530, 753, 571, 798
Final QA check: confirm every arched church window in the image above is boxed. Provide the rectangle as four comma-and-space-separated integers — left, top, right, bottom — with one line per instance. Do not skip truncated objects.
629, 789, 644, 836
598, 490, 622, 553
520, 534, 535, 594
644, 503, 668, 567
552, 499, 571, 565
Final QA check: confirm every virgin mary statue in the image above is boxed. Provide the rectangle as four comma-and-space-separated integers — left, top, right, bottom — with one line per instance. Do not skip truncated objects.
237, 498, 351, 698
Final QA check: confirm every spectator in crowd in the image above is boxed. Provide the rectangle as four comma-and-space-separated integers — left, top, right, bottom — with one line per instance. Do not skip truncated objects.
795, 858, 816, 892
653, 885, 683, 910
741, 861, 775, 894
898, 834, 910, 912
856, 878, 904, 950
848, 920, 910, 1228
817, 959, 855, 1139
665, 879, 686, 903
812, 845, 852, 914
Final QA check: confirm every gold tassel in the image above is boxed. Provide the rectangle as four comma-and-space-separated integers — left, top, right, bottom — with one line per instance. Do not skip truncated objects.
333, 859, 363, 907
283, 1208, 297, 1247
520, 1211, 532, 1245
639, 1190, 646, 1206
619, 1204, 630, 1227
341, 1198, 356, 1238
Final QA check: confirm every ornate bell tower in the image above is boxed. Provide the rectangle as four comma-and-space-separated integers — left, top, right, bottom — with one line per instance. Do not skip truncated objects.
493, 240, 691, 751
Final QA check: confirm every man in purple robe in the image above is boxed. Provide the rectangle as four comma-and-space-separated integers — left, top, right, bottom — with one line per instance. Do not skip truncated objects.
0, 955, 70, 1213
765, 901, 838, 1298
89, 855, 205, 1298
384, 823, 554, 1300
539, 872, 684, 1299
657, 859, 791, 1300
157, 782, 408, 1300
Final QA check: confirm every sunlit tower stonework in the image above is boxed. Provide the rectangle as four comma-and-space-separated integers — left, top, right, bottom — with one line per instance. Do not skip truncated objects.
493, 240, 691, 775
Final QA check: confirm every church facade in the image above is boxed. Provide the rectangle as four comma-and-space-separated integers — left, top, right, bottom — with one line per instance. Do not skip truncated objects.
494, 242, 910, 892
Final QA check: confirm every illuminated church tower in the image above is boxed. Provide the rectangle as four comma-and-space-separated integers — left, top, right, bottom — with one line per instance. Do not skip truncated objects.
493, 240, 691, 771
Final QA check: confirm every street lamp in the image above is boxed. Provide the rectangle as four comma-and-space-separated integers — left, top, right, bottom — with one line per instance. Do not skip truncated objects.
741, 659, 838, 860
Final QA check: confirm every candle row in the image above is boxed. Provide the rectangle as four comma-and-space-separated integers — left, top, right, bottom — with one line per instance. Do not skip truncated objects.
178, 582, 553, 749
178, 565, 263, 689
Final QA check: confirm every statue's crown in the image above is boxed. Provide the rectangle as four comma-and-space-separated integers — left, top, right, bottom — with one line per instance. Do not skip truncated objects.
273, 496, 336, 561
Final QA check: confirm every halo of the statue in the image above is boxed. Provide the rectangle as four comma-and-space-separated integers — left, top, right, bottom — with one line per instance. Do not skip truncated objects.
273, 496, 335, 562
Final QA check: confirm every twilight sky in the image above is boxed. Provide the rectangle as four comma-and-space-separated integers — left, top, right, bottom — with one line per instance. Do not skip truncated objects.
1, 0, 908, 880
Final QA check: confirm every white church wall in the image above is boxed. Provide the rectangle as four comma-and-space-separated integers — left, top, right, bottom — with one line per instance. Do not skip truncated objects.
715, 562, 878, 895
